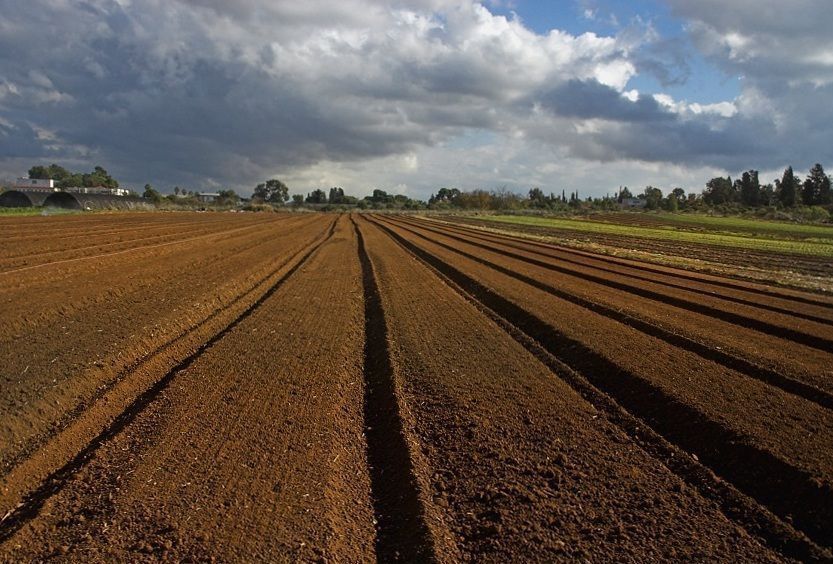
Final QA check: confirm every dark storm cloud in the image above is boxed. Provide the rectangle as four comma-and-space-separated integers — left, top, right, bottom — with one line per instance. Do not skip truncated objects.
539, 79, 673, 122
0, 0, 830, 193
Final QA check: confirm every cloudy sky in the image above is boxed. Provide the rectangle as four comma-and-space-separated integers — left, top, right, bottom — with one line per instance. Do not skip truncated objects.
0, 0, 831, 198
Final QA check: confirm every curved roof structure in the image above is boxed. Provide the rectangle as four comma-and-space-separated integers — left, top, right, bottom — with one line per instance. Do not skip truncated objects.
42, 192, 151, 210
0, 190, 50, 207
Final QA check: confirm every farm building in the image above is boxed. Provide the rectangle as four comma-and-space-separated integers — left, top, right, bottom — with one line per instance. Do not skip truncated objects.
0, 189, 149, 210
1, 176, 148, 210
0, 190, 50, 207
12, 177, 56, 191
620, 197, 645, 209
198, 192, 220, 203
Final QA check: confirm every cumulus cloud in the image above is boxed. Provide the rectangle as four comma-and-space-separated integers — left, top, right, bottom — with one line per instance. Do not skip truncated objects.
0, 0, 829, 196
663, 0, 833, 170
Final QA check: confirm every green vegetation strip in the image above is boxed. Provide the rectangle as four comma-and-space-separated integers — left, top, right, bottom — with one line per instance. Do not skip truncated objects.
644, 213, 833, 239
0, 208, 50, 217
482, 215, 833, 257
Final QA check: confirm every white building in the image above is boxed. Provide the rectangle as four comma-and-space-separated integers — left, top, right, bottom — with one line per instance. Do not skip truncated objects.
198, 192, 220, 203
13, 178, 56, 191
620, 197, 645, 209
67, 186, 131, 196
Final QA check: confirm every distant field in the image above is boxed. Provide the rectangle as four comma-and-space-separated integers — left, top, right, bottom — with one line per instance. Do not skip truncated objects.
440, 213, 833, 292
587, 212, 833, 240
482, 214, 833, 257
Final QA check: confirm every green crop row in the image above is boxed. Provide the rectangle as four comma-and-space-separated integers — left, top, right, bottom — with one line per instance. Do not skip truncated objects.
483, 215, 833, 257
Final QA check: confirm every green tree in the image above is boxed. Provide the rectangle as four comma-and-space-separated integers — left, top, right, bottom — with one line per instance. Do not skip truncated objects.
642, 186, 663, 210
291, 194, 304, 205
703, 176, 735, 205
253, 179, 289, 204
527, 187, 549, 208
803, 163, 831, 205
776, 166, 800, 207
666, 187, 686, 211
305, 189, 327, 204
28, 165, 50, 179
617, 186, 633, 202
216, 189, 239, 206
737, 170, 760, 206
328, 187, 345, 204
81, 166, 118, 189
429, 187, 461, 205
369, 189, 393, 204
143, 184, 162, 204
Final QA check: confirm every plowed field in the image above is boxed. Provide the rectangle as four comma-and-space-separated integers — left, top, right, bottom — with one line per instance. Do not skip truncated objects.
1, 211, 831, 561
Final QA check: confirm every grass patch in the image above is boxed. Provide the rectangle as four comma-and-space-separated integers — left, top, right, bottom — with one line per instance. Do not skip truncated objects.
0, 207, 44, 216
0, 207, 90, 217
483, 215, 833, 257
641, 213, 833, 239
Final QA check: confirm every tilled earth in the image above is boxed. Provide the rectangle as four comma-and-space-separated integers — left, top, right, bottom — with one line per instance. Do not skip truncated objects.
1, 211, 831, 562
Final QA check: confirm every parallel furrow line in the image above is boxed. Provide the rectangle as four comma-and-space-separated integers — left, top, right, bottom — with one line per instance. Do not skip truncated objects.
405, 216, 833, 326
0, 217, 294, 277
367, 215, 832, 557
379, 216, 833, 410
385, 217, 833, 352
353, 216, 437, 563
435, 217, 833, 311
0, 218, 338, 543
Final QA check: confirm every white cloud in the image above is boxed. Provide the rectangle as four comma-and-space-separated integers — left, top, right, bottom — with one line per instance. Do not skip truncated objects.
0, 0, 828, 197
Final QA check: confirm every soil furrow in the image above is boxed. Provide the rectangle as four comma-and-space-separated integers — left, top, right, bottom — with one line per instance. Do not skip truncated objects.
354, 217, 437, 562
445, 216, 833, 288
386, 217, 833, 352
1, 215, 375, 561
0, 215, 328, 473
368, 215, 833, 550
380, 216, 833, 409
0, 217, 338, 531
408, 216, 833, 326
0, 217, 282, 276
0, 221, 336, 524
0, 218, 276, 271
395, 217, 833, 394
433, 216, 833, 310
359, 215, 804, 562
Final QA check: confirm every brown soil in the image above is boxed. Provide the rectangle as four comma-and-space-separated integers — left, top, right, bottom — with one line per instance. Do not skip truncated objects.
371, 214, 833, 550
445, 215, 833, 280
1, 211, 830, 561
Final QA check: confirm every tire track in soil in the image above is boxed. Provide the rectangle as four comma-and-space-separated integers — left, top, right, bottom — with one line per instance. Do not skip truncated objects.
380, 216, 833, 411
385, 217, 833, 353
407, 216, 833, 327
353, 216, 437, 563
366, 215, 832, 559
0, 218, 339, 543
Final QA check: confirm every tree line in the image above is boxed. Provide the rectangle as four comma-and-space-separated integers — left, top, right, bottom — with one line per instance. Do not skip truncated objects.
703, 164, 831, 207
251, 179, 424, 209
18, 162, 832, 218
27, 164, 120, 189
